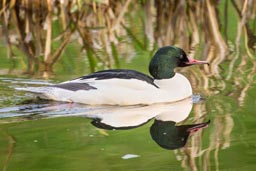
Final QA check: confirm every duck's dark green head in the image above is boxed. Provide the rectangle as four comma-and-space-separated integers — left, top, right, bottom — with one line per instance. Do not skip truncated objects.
149, 46, 208, 79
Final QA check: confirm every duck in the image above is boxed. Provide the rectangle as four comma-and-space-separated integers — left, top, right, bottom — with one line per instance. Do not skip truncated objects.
17, 46, 208, 105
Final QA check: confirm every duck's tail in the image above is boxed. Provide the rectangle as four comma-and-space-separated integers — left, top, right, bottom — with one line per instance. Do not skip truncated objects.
15, 87, 56, 100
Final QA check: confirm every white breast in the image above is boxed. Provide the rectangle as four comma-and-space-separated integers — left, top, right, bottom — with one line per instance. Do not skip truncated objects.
153, 73, 192, 103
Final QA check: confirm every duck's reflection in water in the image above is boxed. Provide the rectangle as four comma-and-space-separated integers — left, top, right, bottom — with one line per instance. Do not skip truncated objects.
85, 98, 210, 150
3, 97, 210, 150
150, 120, 209, 150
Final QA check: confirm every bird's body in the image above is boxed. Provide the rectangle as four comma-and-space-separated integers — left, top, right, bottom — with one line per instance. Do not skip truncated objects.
17, 46, 208, 105
21, 71, 191, 105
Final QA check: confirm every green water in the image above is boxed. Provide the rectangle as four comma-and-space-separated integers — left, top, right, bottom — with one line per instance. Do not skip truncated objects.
0, 56, 256, 171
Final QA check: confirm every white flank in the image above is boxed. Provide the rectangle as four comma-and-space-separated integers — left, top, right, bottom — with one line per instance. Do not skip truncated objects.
16, 73, 192, 105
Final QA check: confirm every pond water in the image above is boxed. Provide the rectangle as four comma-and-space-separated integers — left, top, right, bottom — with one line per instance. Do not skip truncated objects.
1, 1, 256, 171
0, 60, 256, 171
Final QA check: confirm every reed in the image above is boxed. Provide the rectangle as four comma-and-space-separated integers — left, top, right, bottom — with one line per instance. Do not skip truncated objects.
0, 0, 255, 77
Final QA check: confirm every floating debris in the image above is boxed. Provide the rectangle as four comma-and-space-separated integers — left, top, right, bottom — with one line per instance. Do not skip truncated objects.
121, 154, 140, 160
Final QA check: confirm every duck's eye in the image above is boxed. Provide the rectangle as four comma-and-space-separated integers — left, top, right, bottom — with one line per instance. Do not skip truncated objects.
179, 54, 184, 60
179, 53, 188, 62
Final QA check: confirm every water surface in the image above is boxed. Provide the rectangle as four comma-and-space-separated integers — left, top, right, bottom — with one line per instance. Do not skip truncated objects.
0, 69, 256, 171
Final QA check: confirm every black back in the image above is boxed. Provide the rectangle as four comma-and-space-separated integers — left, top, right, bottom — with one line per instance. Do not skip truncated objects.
78, 69, 159, 88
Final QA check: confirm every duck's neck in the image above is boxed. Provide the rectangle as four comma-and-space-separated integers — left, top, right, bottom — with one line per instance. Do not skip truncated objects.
149, 67, 175, 80
149, 54, 177, 79
152, 71, 175, 79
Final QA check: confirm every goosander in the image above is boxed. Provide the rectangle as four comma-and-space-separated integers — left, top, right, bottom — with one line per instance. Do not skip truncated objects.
17, 46, 208, 105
